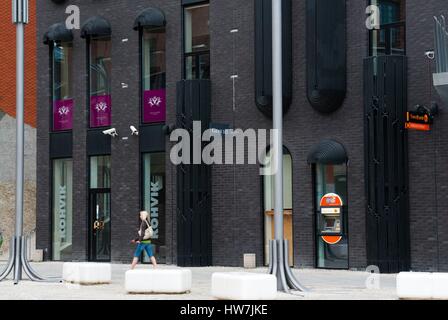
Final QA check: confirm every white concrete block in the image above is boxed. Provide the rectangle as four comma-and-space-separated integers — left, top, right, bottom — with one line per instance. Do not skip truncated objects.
396, 272, 433, 299
432, 273, 448, 299
63, 262, 111, 285
211, 272, 277, 300
125, 269, 192, 294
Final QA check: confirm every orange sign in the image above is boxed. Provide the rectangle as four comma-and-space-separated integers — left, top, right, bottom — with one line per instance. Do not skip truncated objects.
405, 122, 430, 131
320, 193, 343, 207
322, 235, 343, 245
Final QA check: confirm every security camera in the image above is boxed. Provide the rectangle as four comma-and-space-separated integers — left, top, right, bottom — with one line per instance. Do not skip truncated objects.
130, 126, 139, 136
425, 50, 435, 60
102, 128, 118, 137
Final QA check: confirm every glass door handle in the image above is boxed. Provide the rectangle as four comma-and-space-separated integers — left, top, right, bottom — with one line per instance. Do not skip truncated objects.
93, 220, 105, 231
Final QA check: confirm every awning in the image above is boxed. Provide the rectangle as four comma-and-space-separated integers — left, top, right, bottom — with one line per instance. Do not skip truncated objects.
81, 16, 111, 38
133, 7, 166, 30
307, 139, 348, 165
43, 23, 73, 45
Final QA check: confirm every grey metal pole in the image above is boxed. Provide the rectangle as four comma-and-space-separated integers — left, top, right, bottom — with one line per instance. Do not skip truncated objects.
13, 0, 26, 283
272, 0, 284, 242
15, 19, 25, 241
269, 0, 307, 294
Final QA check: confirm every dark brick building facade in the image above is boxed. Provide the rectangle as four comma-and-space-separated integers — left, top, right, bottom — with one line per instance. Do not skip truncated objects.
36, 0, 448, 272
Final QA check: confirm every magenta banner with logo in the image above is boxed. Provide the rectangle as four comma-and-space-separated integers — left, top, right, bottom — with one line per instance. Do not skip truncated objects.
143, 89, 166, 123
53, 99, 74, 131
90, 95, 112, 128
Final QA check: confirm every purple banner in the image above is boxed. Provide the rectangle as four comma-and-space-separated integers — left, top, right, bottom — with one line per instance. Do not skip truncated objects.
53, 99, 74, 131
90, 95, 112, 128
143, 89, 166, 123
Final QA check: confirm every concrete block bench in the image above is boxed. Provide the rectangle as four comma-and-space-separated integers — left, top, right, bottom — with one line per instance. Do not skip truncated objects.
125, 269, 192, 294
397, 272, 448, 299
211, 272, 277, 300
62, 262, 111, 285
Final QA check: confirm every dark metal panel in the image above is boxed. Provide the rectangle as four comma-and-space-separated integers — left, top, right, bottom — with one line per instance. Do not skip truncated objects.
182, 0, 208, 6
80, 16, 111, 39
87, 129, 111, 156
255, 0, 292, 118
176, 80, 212, 267
139, 124, 166, 153
133, 7, 166, 30
364, 55, 410, 273
50, 132, 73, 159
43, 22, 73, 45
307, 139, 348, 164
306, 0, 346, 113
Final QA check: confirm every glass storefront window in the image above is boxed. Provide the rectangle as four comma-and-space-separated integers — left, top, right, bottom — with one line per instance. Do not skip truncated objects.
369, 0, 405, 56
52, 41, 73, 131
315, 164, 348, 269
142, 153, 166, 263
89, 36, 112, 128
52, 159, 73, 261
263, 148, 294, 266
90, 156, 111, 189
184, 4, 210, 79
142, 27, 166, 123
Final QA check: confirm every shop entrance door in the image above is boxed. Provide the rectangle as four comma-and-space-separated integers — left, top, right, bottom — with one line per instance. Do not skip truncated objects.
89, 189, 111, 261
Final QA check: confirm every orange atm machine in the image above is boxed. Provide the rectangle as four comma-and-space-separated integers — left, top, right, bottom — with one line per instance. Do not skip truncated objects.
318, 193, 344, 245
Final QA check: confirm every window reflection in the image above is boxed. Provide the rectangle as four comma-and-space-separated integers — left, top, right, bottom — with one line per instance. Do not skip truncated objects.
52, 159, 73, 261
184, 4, 210, 79
369, 0, 406, 56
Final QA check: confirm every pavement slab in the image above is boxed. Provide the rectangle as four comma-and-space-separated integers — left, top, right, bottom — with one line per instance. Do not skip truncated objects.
0, 262, 398, 300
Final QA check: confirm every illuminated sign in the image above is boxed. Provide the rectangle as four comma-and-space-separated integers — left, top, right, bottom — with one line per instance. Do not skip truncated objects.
405, 110, 432, 131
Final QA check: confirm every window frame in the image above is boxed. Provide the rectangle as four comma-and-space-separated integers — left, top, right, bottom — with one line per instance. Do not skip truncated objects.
140, 152, 167, 264
367, 0, 406, 56
312, 163, 350, 269
51, 157, 74, 261
182, 2, 210, 80
139, 26, 167, 125
50, 40, 74, 133
87, 36, 112, 129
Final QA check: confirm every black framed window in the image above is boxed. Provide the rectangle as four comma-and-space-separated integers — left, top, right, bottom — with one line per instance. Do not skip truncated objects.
142, 153, 166, 263
141, 27, 166, 123
88, 36, 112, 128
52, 158, 73, 261
313, 163, 348, 269
52, 41, 73, 131
184, 3, 210, 79
369, 0, 406, 56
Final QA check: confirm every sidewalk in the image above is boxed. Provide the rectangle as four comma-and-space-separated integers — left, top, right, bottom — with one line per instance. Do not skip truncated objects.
0, 262, 398, 300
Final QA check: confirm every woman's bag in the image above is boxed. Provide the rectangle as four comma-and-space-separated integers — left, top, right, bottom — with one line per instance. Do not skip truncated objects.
143, 220, 154, 240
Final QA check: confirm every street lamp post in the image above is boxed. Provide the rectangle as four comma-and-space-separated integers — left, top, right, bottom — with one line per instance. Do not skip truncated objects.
269, 0, 307, 293
0, 0, 61, 284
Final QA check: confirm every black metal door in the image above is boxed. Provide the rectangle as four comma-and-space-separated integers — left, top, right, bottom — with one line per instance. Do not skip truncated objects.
88, 189, 111, 262
364, 55, 410, 273
176, 80, 212, 267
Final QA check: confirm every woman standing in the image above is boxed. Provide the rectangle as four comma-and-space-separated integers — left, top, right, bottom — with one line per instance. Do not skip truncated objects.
130, 211, 157, 269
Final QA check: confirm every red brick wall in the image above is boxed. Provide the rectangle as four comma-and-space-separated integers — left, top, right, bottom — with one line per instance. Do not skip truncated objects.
0, 0, 37, 128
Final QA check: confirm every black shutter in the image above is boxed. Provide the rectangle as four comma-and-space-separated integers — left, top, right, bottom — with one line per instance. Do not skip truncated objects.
176, 80, 212, 267
306, 0, 346, 113
364, 55, 410, 273
255, 0, 292, 118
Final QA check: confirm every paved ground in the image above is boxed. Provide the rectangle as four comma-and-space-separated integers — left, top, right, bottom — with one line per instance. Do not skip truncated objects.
0, 262, 398, 300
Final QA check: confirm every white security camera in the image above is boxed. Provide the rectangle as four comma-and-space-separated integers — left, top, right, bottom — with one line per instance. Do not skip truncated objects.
130, 125, 139, 136
102, 128, 118, 137
425, 51, 435, 60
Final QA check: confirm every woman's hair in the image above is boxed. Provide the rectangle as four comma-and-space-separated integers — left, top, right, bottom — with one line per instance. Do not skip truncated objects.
140, 211, 149, 221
